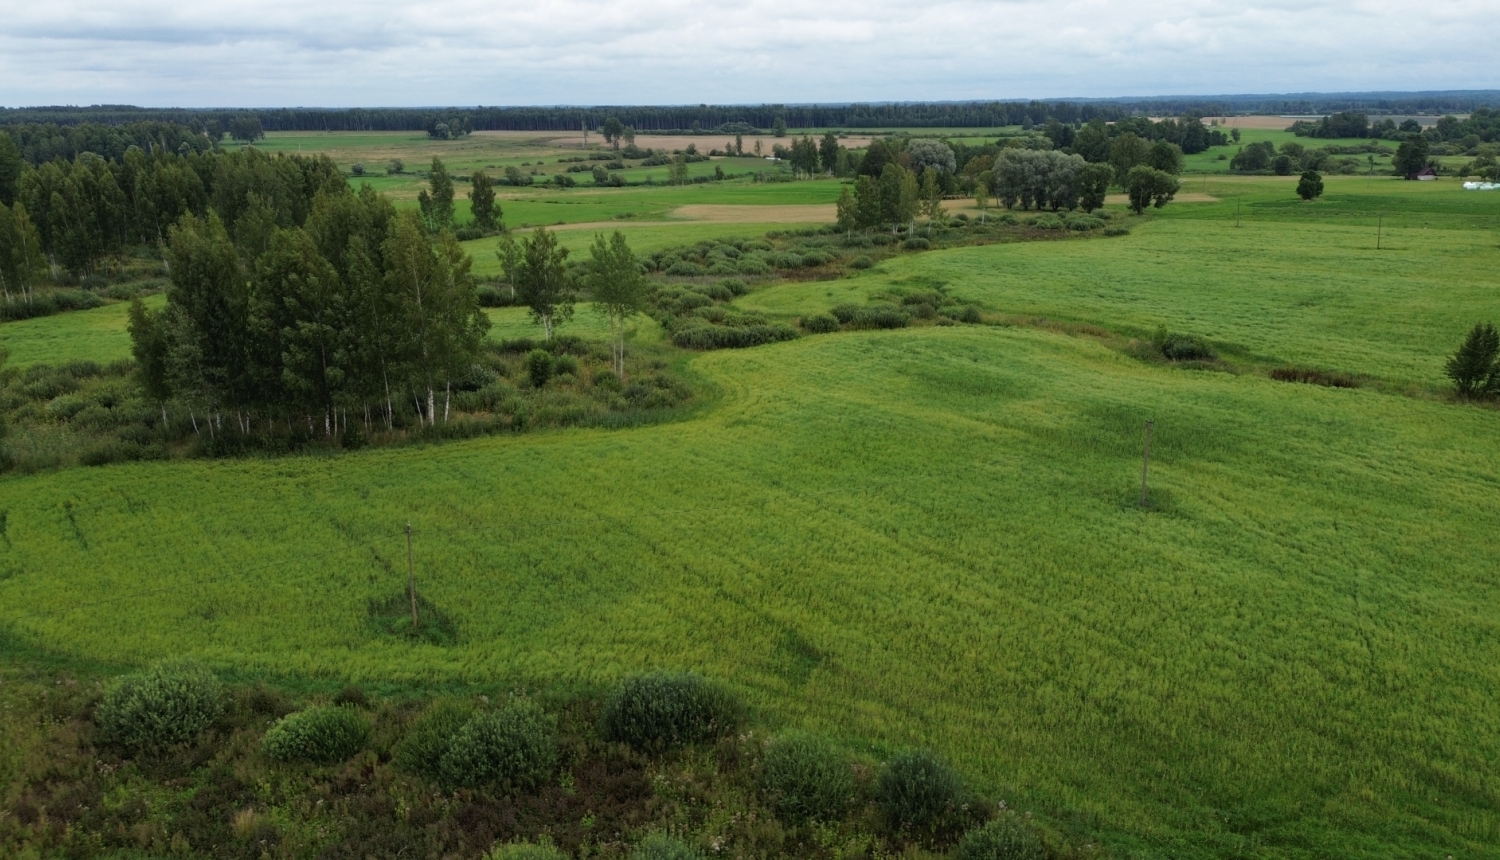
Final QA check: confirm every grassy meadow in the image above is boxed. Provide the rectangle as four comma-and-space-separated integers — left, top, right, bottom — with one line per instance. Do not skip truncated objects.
3, 130, 1500, 859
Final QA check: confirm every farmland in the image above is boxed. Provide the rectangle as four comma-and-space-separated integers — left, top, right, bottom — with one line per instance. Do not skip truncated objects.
3, 126, 1500, 859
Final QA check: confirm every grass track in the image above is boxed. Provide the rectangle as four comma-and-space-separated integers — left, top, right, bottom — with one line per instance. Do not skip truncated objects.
1, 326, 1499, 857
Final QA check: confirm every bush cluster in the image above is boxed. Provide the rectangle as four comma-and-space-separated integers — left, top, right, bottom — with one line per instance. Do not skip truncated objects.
95, 660, 225, 751
876, 748, 966, 830
800, 313, 841, 334
262, 705, 370, 764
437, 698, 559, 790
761, 732, 855, 823
487, 841, 569, 860
830, 304, 911, 330
956, 815, 1045, 860
672, 323, 799, 350
1151, 327, 1216, 362
601, 671, 743, 751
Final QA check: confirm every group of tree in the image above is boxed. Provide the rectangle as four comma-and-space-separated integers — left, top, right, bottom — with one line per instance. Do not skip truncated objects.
129, 185, 491, 441
1290, 109, 1500, 144
989, 150, 1115, 212
1057, 115, 1229, 158
0, 144, 347, 280
835, 164, 930, 233
424, 115, 473, 140
1231, 140, 1383, 176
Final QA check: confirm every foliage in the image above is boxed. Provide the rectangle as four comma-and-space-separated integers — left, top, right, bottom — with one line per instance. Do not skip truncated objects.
510, 227, 573, 340
395, 698, 476, 780
601, 672, 742, 750
95, 660, 225, 751
632, 833, 703, 860
1124, 165, 1180, 214
1151, 327, 1217, 362
470, 170, 499, 231
671, 323, 798, 350
418, 157, 455, 230
760, 732, 855, 823
438, 698, 559, 790
262, 705, 371, 764
1296, 170, 1324, 200
527, 348, 554, 387
1444, 322, 1499, 397
800, 313, 840, 334
488, 840, 570, 860
955, 816, 1045, 860
876, 749, 965, 830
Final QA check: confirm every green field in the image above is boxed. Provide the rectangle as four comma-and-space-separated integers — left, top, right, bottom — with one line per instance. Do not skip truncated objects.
3, 134, 1500, 858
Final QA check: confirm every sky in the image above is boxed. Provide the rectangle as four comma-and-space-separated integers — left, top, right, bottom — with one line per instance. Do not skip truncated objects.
1, 0, 1496, 108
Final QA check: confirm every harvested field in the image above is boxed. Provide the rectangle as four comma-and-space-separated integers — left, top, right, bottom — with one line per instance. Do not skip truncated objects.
1105, 192, 1220, 204
473, 130, 878, 152
669, 203, 836, 222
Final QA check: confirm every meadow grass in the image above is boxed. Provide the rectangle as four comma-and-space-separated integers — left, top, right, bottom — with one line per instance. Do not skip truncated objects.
1, 326, 1498, 858
0, 293, 164, 368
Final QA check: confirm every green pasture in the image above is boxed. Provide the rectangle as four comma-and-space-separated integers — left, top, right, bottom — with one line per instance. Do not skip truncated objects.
0, 293, 164, 368
4, 134, 1500, 858
2, 323, 1499, 858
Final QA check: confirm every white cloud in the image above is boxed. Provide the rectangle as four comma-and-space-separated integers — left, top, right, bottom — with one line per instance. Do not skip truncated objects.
0, 0, 1495, 107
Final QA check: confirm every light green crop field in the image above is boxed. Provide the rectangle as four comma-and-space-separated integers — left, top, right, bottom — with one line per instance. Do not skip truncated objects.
3, 140, 1500, 858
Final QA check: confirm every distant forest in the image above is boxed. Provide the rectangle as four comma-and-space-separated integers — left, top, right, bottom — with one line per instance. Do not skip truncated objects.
3, 91, 1500, 137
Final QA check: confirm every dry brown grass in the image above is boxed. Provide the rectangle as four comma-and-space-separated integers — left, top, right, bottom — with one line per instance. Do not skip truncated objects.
474, 130, 876, 153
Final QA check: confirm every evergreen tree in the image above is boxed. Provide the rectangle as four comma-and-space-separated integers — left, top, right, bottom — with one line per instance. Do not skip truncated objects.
0, 132, 23, 207
819, 132, 840, 174
1445, 322, 1499, 398
1296, 170, 1324, 201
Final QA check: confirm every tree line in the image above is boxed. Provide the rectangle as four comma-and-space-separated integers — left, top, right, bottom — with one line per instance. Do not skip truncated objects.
1289, 108, 1500, 143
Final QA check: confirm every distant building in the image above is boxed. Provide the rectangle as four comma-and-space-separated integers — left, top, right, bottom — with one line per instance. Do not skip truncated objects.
1407, 167, 1438, 181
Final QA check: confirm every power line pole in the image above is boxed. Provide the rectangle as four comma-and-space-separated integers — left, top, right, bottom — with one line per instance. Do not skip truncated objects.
1235, 196, 1241, 228
405, 522, 419, 632
1376, 212, 1383, 250
1139, 420, 1154, 509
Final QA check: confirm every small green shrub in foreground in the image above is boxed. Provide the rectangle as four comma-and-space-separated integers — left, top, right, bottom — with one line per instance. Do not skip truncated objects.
761, 731, 855, 822
876, 748, 965, 830
632, 833, 702, 860
601, 671, 742, 750
439, 698, 558, 789
262, 705, 370, 764
956, 815, 1045, 860
527, 350, 554, 387
95, 661, 224, 751
395, 698, 475, 780
487, 839, 568, 860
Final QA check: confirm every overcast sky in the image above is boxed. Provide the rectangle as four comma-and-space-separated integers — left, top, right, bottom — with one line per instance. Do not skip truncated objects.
1, 0, 1496, 108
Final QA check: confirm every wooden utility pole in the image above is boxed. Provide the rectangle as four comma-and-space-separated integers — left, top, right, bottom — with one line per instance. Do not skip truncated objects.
1376, 212, 1383, 250
405, 522, 419, 631
1235, 196, 1241, 228
1139, 420, 1154, 508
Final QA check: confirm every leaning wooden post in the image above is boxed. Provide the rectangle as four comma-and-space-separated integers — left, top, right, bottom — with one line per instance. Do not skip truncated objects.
1140, 420, 1154, 509
1376, 212, 1383, 250
406, 522, 419, 632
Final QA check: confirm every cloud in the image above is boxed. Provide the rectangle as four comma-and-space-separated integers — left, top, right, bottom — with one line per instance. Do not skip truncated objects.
0, 0, 1495, 107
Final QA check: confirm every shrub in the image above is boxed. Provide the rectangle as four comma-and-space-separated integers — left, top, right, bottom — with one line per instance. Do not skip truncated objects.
395, 699, 475, 780
632, 833, 702, 860
666, 261, 705, 277
553, 354, 580, 377
876, 749, 965, 830
1152, 328, 1216, 362
487, 840, 569, 860
96, 661, 225, 751
1030, 214, 1064, 230
439, 698, 558, 790
717, 278, 748, 296
601, 671, 742, 750
1065, 215, 1104, 231
995, 212, 1019, 225
956, 816, 1045, 860
263, 706, 370, 764
801, 251, 831, 266
849, 255, 875, 269
761, 732, 855, 823
671, 324, 799, 350
800, 313, 840, 334
847, 306, 911, 330
689, 282, 734, 301
1102, 225, 1130, 237
526, 349, 554, 387
959, 306, 983, 324
903, 237, 931, 250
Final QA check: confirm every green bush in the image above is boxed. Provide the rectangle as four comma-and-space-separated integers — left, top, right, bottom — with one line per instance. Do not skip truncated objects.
395, 699, 475, 780
717, 278, 748, 296
1030, 215, 1064, 230
438, 698, 558, 789
1152, 327, 1217, 362
849, 255, 875, 269
956, 816, 1045, 860
848, 306, 911, 330
761, 732, 855, 823
601, 671, 742, 750
995, 213, 1019, 225
632, 833, 702, 860
800, 313, 841, 334
959, 306, 983, 324
671, 324, 798, 350
666, 261, 705, 277
876, 749, 965, 830
903, 237, 931, 250
486, 840, 568, 860
1102, 225, 1130, 237
96, 661, 225, 751
526, 349, 554, 387
554, 354, 580, 377
1065, 215, 1104, 231
262, 705, 370, 764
